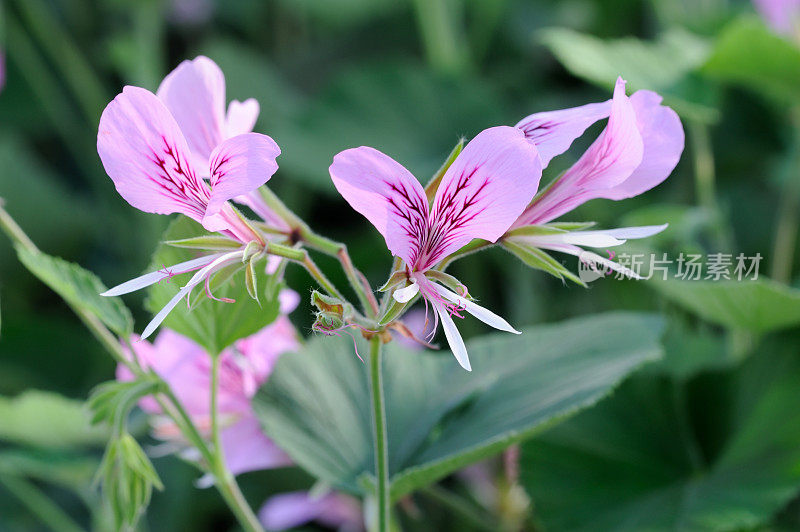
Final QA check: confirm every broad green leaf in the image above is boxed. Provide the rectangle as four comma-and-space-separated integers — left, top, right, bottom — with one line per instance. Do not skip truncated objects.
254, 312, 664, 498
539, 27, 718, 122
641, 317, 732, 380
650, 278, 800, 333
521, 344, 800, 531
15, 245, 133, 336
145, 217, 280, 354
0, 391, 108, 449
703, 16, 800, 102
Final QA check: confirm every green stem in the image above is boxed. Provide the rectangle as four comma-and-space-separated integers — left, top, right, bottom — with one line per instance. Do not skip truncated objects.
0, 475, 85, 532
266, 241, 344, 300
770, 107, 800, 283
257, 186, 379, 315
301, 229, 379, 317
368, 336, 390, 531
689, 121, 716, 214
209, 355, 265, 532
1, 202, 258, 530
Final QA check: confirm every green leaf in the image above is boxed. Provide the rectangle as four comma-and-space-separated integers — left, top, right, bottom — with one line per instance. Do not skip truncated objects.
15, 245, 133, 336
0, 448, 98, 489
0, 391, 109, 449
254, 312, 664, 498
521, 344, 800, 531
539, 27, 718, 122
145, 217, 280, 354
703, 16, 800, 102
650, 278, 800, 333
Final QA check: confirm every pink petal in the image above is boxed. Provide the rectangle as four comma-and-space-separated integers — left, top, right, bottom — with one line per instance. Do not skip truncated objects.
329, 147, 429, 265
424, 126, 542, 268
259, 492, 363, 531
600, 91, 684, 200
753, 0, 800, 35
221, 415, 292, 476
204, 133, 281, 227
516, 78, 643, 225
515, 99, 611, 168
156, 56, 227, 170
97, 86, 210, 222
226, 99, 260, 138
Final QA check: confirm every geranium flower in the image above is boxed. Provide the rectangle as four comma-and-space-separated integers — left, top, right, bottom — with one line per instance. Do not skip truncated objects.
505, 78, 684, 279
117, 290, 300, 480
752, 0, 800, 36
329, 126, 542, 370
157, 56, 289, 231
97, 84, 280, 338
259, 491, 363, 532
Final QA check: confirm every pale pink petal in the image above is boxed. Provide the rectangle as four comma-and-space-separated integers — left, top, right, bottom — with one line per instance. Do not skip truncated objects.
515, 99, 611, 168
277, 289, 300, 314
539, 242, 643, 280
600, 91, 684, 200
97, 86, 210, 222
226, 99, 260, 138
259, 492, 363, 531
597, 223, 668, 240
329, 147, 429, 265
432, 283, 520, 334
235, 316, 300, 385
433, 299, 471, 371
141, 250, 243, 340
234, 190, 290, 231
101, 254, 222, 297
516, 78, 643, 225
753, 0, 800, 35
156, 56, 226, 170
222, 415, 292, 476
424, 126, 542, 268
204, 133, 281, 227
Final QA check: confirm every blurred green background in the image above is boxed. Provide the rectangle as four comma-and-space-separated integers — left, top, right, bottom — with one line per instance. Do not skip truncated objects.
1, 0, 800, 530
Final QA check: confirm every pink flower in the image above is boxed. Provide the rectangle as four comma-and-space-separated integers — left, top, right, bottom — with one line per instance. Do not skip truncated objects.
330, 126, 543, 370
157, 56, 290, 231
97, 58, 283, 339
507, 78, 684, 278
258, 491, 363, 532
117, 292, 300, 478
753, 0, 800, 36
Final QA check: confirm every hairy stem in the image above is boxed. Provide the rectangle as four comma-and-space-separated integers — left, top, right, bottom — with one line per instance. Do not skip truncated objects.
266, 241, 344, 299
368, 336, 390, 531
210, 354, 265, 532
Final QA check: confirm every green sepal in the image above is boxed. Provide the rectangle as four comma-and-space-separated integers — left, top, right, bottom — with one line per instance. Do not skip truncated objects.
164, 235, 242, 251
546, 221, 597, 231
502, 240, 586, 287
379, 297, 410, 326
424, 138, 465, 203
505, 225, 568, 238
424, 270, 470, 298
245, 257, 260, 304
378, 270, 407, 292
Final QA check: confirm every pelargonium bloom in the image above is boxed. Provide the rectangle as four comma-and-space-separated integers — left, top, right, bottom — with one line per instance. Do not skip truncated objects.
97, 82, 280, 338
505, 78, 684, 278
259, 491, 363, 532
157, 56, 289, 230
330, 126, 543, 370
752, 0, 800, 37
117, 290, 300, 480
